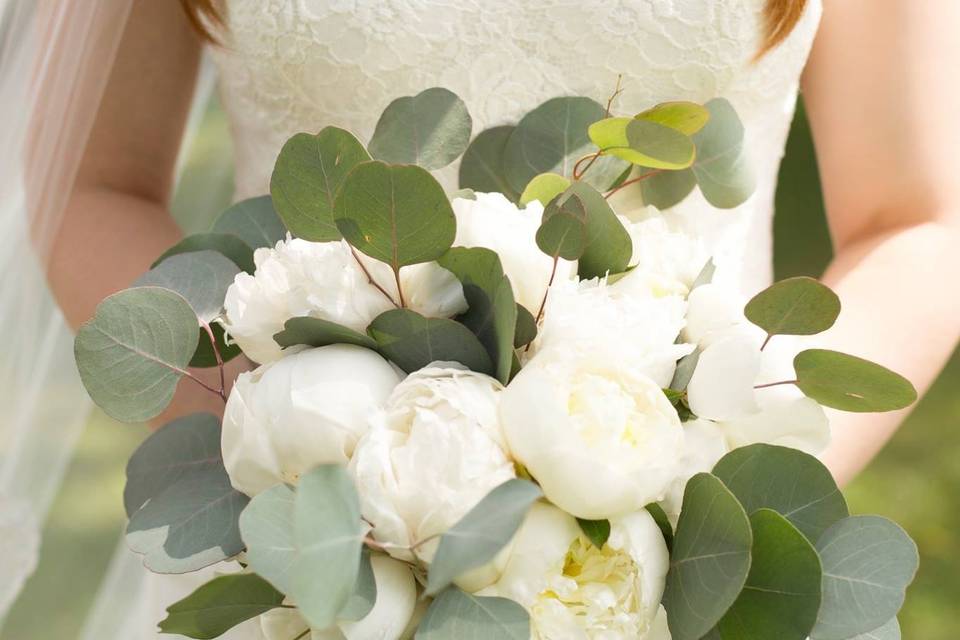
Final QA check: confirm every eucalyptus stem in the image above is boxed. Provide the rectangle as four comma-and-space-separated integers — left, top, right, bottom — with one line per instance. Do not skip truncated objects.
604, 169, 663, 200
760, 334, 773, 350
605, 74, 624, 117
201, 321, 227, 404
291, 629, 310, 640
409, 532, 443, 552
350, 246, 400, 307
573, 151, 602, 181
754, 379, 798, 390
393, 267, 407, 308
532, 256, 560, 331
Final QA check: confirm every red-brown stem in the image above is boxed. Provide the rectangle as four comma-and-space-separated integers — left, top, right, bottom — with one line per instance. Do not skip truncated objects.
604, 169, 664, 200
754, 379, 798, 390
393, 267, 407, 308
605, 74, 624, 117
201, 321, 227, 404
573, 151, 602, 181
350, 246, 400, 307
534, 256, 559, 326
760, 333, 773, 350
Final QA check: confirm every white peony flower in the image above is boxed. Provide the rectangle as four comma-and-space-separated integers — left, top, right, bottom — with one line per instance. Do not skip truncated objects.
260, 553, 417, 640
621, 216, 709, 294
481, 503, 671, 640
501, 350, 684, 520
349, 363, 515, 587
659, 419, 730, 526
222, 237, 465, 363
222, 345, 401, 496
451, 192, 576, 314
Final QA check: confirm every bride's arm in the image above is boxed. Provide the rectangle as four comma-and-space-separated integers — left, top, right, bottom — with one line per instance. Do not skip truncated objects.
44, 0, 241, 422
801, 0, 960, 484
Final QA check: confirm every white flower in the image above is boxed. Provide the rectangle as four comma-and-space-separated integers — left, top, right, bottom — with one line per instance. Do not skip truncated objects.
260, 553, 417, 640
659, 419, 730, 526
621, 216, 708, 294
222, 345, 401, 496
349, 364, 515, 587
222, 238, 465, 363
452, 192, 576, 314
481, 503, 671, 640
501, 351, 683, 520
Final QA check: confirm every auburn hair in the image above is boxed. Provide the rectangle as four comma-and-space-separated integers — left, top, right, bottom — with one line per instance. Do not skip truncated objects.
179, 0, 808, 55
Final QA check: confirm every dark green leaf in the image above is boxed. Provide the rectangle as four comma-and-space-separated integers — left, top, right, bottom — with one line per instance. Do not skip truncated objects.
369, 87, 472, 170
563, 182, 632, 279
415, 587, 529, 640
576, 518, 611, 549
75, 287, 199, 423
154, 233, 256, 274
136, 250, 240, 323
745, 277, 841, 338
270, 127, 371, 241
458, 126, 521, 203
190, 322, 242, 368
717, 509, 822, 640
273, 316, 379, 351
368, 309, 494, 375
513, 305, 537, 348
211, 195, 287, 249
794, 349, 918, 412
158, 573, 285, 639
663, 473, 753, 640
645, 503, 674, 552
811, 516, 918, 640
334, 161, 456, 269
436, 247, 517, 383
712, 444, 848, 544
426, 479, 541, 595
536, 191, 589, 260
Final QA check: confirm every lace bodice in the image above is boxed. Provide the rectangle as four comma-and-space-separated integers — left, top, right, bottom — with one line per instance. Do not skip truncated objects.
210, 0, 822, 294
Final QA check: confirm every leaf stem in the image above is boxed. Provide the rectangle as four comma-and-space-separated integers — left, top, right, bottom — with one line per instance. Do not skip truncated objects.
572, 151, 602, 181
350, 246, 400, 307
409, 532, 443, 552
530, 256, 560, 340
605, 74, 624, 117
760, 333, 773, 351
291, 629, 310, 640
393, 267, 407, 308
753, 379, 798, 390
604, 169, 663, 200
201, 321, 227, 404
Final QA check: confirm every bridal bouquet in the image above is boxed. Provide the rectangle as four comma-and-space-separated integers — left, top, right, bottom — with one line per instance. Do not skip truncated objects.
74, 87, 919, 640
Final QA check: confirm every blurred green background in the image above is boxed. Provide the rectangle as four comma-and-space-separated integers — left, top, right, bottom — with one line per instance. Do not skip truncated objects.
3, 98, 958, 639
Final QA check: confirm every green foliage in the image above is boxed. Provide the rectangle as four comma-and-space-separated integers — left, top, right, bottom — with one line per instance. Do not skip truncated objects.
635, 101, 710, 135
794, 349, 918, 412
637, 166, 698, 209
692, 258, 717, 289
369, 87, 472, 170
563, 182, 632, 279
587, 117, 695, 169
211, 195, 287, 250
846, 618, 901, 640
270, 127, 370, 241
154, 233, 256, 274
74, 287, 199, 423
717, 509, 823, 640
340, 548, 378, 621
158, 573, 285, 639
458, 125, 521, 202
645, 503, 674, 552
135, 250, 240, 323
576, 518, 611, 549
535, 191, 588, 260
513, 305, 538, 348
426, 479, 541, 595
670, 348, 701, 392
519, 172, 570, 206
436, 248, 517, 383
811, 517, 918, 640
368, 309, 494, 375
416, 588, 530, 640
334, 161, 456, 269
745, 277, 841, 339
663, 473, 753, 640
239, 483, 297, 594
273, 316, 379, 351
190, 322, 242, 368
712, 444, 848, 544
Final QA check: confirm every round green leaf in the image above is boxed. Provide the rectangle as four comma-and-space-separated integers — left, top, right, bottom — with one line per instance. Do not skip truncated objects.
513, 304, 537, 348
745, 277, 841, 338
270, 127, 371, 242
717, 509, 823, 640
368, 87, 472, 170
689, 98, 756, 209
458, 125, 520, 202
847, 618, 901, 640
154, 233, 256, 274
239, 483, 297, 594
416, 588, 529, 640
636, 101, 711, 135
136, 250, 240, 323
158, 573, 285, 640
519, 172, 571, 206
637, 166, 697, 210
368, 309, 494, 376
273, 316, 379, 352
576, 518, 611, 549
190, 321, 242, 368
211, 195, 287, 250
75, 287, 199, 423
811, 516, 918, 640
663, 473, 753, 640
426, 479, 541, 595
339, 548, 378, 622
565, 182, 632, 279
712, 444, 848, 544
794, 349, 918, 412
645, 503, 674, 552
535, 191, 588, 260
588, 117, 696, 169
334, 161, 456, 268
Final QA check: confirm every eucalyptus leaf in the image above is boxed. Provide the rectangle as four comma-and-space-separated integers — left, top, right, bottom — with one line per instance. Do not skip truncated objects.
136, 250, 240, 323
450, 188, 477, 201
273, 316, 379, 351
239, 483, 297, 594
368, 87, 472, 170
587, 117, 695, 169
519, 172, 571, 206
692, 258, 717, 290
536, 191, 588, 260
670, 347, 701, 392
717, 509, 823, 640
576, 518, 611, 549
811, 516, 918, 640
689, 97, 756, 209
663, 473, 753, 640
154, 233, 256, 274
636, 101, 710, 135
436, 247, 517, 383
190, 322, 242, 368
645, 503, 674, 552
415, 587, 530, 640
847, 618, 901, 640
158, 573, 285, 639
745, 277, 841, 339
270, 127, 371, 241
75, 287, 199, 423
334, 161, 456, 269
564, 182, 632, 279
794, 349, 918, 412
211, 195, 287, 250
513, 305, 537, 348
458, 126, 521, 202
712, 444, 848, 544
368, 309, 494, 375
426, 479, 541, 595
340, 547, 377, 622
637, 166, 697, 210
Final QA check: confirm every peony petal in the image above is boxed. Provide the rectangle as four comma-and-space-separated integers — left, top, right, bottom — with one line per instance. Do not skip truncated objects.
687, 334, 761, 421
724, 395, 831, 455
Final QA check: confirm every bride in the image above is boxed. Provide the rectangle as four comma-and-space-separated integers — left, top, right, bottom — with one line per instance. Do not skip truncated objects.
2, 0, 958, 638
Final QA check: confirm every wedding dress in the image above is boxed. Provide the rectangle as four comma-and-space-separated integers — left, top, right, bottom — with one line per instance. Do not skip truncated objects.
101, 1, 824, 638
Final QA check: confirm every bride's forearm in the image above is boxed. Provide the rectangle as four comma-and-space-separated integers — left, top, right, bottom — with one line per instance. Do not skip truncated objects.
816, 219, 960, 485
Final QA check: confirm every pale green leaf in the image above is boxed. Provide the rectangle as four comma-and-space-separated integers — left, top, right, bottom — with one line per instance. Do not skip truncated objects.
154, 233, 256, 274
239, 483, 297, 594
136, 250, 240, 323
636, 101, 710, 135
211, 195, 287, 250
794, 349, 918, 413
415, 587, 529, 640
519, 172, 571, 206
